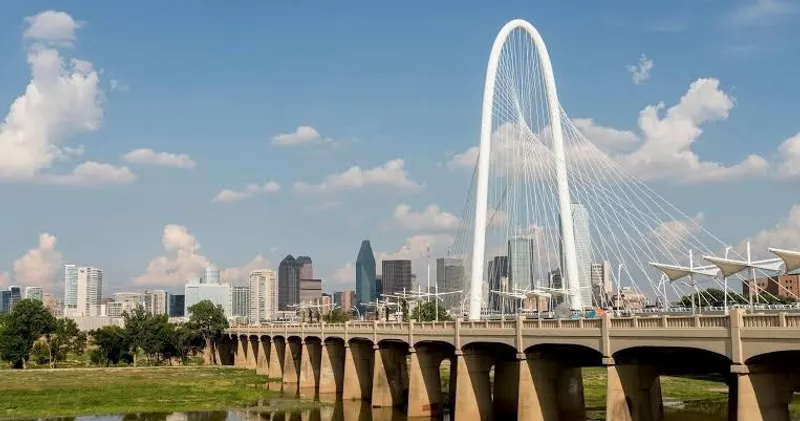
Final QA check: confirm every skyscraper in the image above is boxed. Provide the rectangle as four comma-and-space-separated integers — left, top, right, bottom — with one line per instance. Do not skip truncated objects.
144, 290, 169, 315
204, 264, 221, 284
25, 287, 43, 301
299, 279, 322, 304
184, 282, 232, 317
487, 256, 509, 311
297, 256, 313, 280
231, 286, 250, 317
278, 255, 300, 310
76, 267, 103, 316
9, 286, 22, 310
381, 260, 412, 296
249, 269, 277, 324
590, 261, 612, 307
437, 257, 464, 310
572, 203, 592, 309
508, 237, 535, 290
169, 294, 185, 317
356, 240, 376, 307
64, 264, 78, 309
0, 289, 11, 313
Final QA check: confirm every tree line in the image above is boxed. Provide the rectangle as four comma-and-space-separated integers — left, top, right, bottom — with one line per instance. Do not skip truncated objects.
677, 288, 798, 308
0, 299, 228, 369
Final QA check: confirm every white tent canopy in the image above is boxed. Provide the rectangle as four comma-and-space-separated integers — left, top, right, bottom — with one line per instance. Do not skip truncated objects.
770, 248, 800, 274
649, 262, 719, 282
702, 255, 783, 278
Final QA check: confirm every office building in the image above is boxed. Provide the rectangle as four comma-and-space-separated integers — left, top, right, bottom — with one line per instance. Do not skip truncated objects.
232, 286, 250, 317
297, 256, 313, 280
355, 240, 377, 307
204, 264, 220, 284
144, 290, 169, 315
312, 294, 332, 315
572, 203, 593, 309
590, 261, 612, 307
42, 293, 63, 317
9, 286, 22, 310
300, 278, 322, 304
278, 255, 300, 310
0, 289, 10, 313
184, 282, 232, 317
381, 260, 412, 296
487, 256, 509, 311
508, 237, 535, 291
744, 274, 800, 299
375, 275, 383, 299
333, 290, 355, 312
437, 257, 464, 310
169, 294, 185, 317
76, 267, 103, 316
249, 269, 277, 323
24, 286, 43, 301
64, 264, 79, 309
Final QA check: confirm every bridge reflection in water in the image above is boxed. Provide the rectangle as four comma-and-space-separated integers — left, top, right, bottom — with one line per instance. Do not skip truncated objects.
219, 310, 800, 421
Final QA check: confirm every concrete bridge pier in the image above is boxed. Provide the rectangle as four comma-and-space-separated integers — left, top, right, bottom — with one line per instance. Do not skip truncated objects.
234, 336, 247, 367
407, 343, 451, 417
371, 342, 408, 408
733, 364, 799, 421
256, 337, 269, 375
515, 354, 586, 421
214, 336, 234, 366
342, 340, 374, 400
299, 338, 321, 399
605, 360, 662, 421
267, 337, 285, 390
246, 336, 258, 370
319, 339, 345, 396
453, 349, 493, 421
283, 337, 302, 395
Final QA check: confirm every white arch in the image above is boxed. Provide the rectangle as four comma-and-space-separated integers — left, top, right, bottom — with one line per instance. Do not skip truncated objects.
468, 19, 582, 320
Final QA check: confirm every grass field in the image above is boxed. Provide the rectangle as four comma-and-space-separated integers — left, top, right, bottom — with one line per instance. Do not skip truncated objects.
0, 367, 314, 420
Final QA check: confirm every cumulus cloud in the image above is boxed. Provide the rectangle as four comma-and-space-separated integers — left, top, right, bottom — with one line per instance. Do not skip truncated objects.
212, 181, 280, 203
332, 261, 356, 284
775, 133, 800, 180
123, 148, 196, 169
12, 233, 63, 289
40, 161, 136, 187
23, 10, 82, 45
739, 204, 800, 259
726, 0, 798, 28
375, 234, 454, 275
0, 11, 129, 187
572, 118, 639, 153
135, 224, 271, 287
271, 126, 334, 147
626, 55, 654, 84
392, 204, 460, 231
0, 272, 9, 288
652, 213, 706, 248
293, 159, 421, 195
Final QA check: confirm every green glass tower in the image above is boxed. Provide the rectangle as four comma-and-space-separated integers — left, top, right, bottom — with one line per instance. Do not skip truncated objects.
356, 240, 376, 308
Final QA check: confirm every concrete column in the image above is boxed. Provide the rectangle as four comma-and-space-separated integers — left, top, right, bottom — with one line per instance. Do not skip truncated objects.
235, 336, 247, 367
453, 350, 493, 421
212, 342, 222, 366
246, 337, 258, 370
517, 355, 559, 421
268, 339, 283, 381
735, 366, 795, 421
407, 347, 445, 417
371, 344, 407, 407
493, 358, 520, 418
282, 340, 300, 391
256, 338, 269, 375
606, 363, 662, 421
298, 340, 317, 398
318, 342, 342, 396
342, 342, 373, 400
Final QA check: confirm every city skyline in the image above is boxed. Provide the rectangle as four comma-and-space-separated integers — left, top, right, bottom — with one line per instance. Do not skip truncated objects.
1, 3, 800, 299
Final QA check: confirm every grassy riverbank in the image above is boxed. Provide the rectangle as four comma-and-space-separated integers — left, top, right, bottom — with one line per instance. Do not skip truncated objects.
0, 367, 315, 419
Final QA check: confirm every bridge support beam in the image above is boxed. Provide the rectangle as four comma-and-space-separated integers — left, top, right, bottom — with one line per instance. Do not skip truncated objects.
605, 361, 663, 421
299, 339, 319, 398
282, 338, 302, 395
407, 344, 450, 417
516, 354, 586, 421
733, 365, 798, 421
453, 349, 493, 421
342, 341, 374, 400
371, 343, 407, 407
267, 338, 284, 390
234, 336, 247, 367
256, 337, 268, 375
246, 337, 258, 370
319, 340, 344, 396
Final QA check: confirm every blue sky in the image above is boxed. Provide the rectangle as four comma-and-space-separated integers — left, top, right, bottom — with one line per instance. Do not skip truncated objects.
0, 1, 798, 297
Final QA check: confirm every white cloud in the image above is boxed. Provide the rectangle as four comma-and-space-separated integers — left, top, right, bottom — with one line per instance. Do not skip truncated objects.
123, 148, 196, 169
293, 159, 421, 195
775, 133, 800, 179
446, 147, 478, 171
23, 10, 82, 45
375, 234, 455, 277
332, 261, 356, 283
740, 204, 800, 259
626, 55, 654, 84
652, 213, 706, 248
0, 272, 9, 288
12, 233, 63, 289
40, 161, 136, 187
572, 118, 639, 152
726, 0, 798, 28
271, 126, 334, 147
393, 204, 460, 231
212, 181, 280, 203
109, 79, 129, 93
135, 224, 271, 287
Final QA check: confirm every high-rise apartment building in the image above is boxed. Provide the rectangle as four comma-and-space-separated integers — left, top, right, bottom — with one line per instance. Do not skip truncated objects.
381, 260, 412, 296
590, 261, 612, 307
144, 290, 169, 315
572, 203, 593, 309
64, 264, 79, 309
508, 237, 535, 290
25, 286, 43, 301
231, 286, 250, 317
42, 293, 63, 317
297, 256, 313, 280
333, 290, 355, 312
76, 267, 103, 316
355, 240, 376, 308
204, 264, 220, 284
437, 257, 464, 310
249, 269, 277, 324
278, 255, 300, 310
299, 279, 322, 304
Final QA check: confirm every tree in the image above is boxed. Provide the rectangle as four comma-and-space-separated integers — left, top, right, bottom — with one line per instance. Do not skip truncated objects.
91, 325, 132, 366
46, 318, 87, 368
409, 301, 451, 322
0, 299, 56, 368
187, 300, 228, 365
124, 308, 177, 365
322, 308, 351, 323
172, 323, 203, 364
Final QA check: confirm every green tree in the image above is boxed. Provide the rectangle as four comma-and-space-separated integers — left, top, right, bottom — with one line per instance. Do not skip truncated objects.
0, 299, 56, 368
322, 308, 351, 323
187, 300, 228, 365
409, 301, 451, 322
45, 318, 87, 368
172, 323, 203, 364
124, 308, 177, 365
91, 325, 132, 366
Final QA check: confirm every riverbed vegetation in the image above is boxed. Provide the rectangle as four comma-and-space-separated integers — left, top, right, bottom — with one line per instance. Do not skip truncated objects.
0, 366, 307, 419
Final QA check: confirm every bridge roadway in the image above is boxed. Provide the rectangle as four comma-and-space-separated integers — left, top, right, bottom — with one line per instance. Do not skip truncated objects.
216, 309, 800, 421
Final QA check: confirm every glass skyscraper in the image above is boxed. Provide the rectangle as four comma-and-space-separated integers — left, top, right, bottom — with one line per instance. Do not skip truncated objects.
64, 264, 79, 309
572, 203, 593, 308
437, 257, 464, 310
278, 255, 300, 310
508, 237, 535, 291
355, 240, 376, 308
